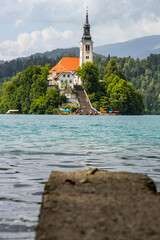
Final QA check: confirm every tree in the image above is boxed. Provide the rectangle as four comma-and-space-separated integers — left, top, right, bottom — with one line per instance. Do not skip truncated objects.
30, 95, 46, 114
0, 65, 66, 114
104, 58, 126, 80
77, 62, 99, 94
45, 88, 62, 112
104, 73, 144, 115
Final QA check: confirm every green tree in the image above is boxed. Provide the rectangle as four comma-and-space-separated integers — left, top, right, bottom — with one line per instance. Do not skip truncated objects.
104, 58, 126, 80
77, 62, 99, 94
101, 60, 144, 114
104, 75, 144, 114
45, 88, 62, 112
0, 64, 66, 114
30, 95, 46, 114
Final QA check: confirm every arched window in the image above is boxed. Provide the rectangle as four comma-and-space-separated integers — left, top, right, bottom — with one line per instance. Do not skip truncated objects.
85, 45, 90, 51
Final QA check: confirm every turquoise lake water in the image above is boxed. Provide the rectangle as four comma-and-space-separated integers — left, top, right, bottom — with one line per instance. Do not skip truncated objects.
0, 114, 160, 239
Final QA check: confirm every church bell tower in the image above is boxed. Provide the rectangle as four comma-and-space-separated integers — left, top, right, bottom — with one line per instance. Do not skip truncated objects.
80, 8, 93, 66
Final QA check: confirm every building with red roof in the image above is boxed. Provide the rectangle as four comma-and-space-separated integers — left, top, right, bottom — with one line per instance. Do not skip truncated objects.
48, 57, 80, 89
48, 9, 93, 94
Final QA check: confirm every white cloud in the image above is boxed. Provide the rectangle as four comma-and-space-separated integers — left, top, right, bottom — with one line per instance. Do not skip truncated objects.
1, 0, 160, 60
0, 27, 75, 60
93, 17, 160, 46
1, 0, 160, 26
14, 19, 23, 27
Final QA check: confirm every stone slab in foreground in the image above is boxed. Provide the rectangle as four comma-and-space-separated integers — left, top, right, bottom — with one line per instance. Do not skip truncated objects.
36, 170, 160, 240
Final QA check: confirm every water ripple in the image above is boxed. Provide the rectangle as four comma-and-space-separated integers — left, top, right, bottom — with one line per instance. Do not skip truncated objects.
0, 114, 160, 239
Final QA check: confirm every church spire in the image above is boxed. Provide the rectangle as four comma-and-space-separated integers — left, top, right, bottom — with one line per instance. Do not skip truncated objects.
80, 8, 93, 67
82, 7, 91, 40
86, 7, 89, 24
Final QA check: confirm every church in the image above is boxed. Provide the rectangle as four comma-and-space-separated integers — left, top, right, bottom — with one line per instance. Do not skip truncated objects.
47, 9, 93, 91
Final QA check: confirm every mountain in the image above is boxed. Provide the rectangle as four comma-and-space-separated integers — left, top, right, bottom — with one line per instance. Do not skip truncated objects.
0, 47, 80, 63
1, 35, 160, 64
22, 35, 160, 60
94, 35, 160, 59
30, 47, 80, 59
0, 60, 4, 65
28, 47, 104, 59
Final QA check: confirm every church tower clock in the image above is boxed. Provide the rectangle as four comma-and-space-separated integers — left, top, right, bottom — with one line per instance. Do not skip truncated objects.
80, 9, 93, 66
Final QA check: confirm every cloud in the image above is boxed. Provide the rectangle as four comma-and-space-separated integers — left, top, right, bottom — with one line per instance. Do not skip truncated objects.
1, 0, 160, 26
14, 19, 23, 27
0, 27, 75, 60
93, 16, 160, 46
2, 0, 157, 27
1, 0, 160, 60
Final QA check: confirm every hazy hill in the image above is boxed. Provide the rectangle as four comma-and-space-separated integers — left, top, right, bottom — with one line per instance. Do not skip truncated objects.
94, 35, 160, 59
1, 35, 160, 63
29, 47, 104, 59
18, 35, 160, 60
30, 47, 80, 59
0, 60, 4, 65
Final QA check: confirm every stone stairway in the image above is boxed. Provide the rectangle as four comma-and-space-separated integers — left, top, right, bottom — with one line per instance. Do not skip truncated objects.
74, 85, 97, 114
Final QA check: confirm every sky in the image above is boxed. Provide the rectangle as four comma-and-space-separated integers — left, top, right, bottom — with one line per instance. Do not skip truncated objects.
0, 0, 160, 61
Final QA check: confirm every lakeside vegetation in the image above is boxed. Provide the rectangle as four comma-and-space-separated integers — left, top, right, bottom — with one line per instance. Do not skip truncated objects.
77, 60, 144, 115
0, 53, 160, 114
94, 54, 160, 114
0, 65, 66, 114
0, 56, 61, 88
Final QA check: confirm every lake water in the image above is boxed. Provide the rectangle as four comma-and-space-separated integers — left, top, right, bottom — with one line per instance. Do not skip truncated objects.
0, 114, 160, 240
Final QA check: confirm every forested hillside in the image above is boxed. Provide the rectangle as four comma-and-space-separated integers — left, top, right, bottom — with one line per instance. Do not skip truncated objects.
94, 35, 160, 59
0, 49, 78, 87
0, 60, 4, 65
0, 56, 62, 87
77, 60, 144, 115
31, 47, 79, 59
0, 60, 144, 115
94, 54, 160, 114
0, 53, 160, 114
0, 65, 66, 114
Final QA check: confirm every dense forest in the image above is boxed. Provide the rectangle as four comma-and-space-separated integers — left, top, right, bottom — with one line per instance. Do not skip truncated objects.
0, 56, 61, 87
94, 54, 160, 114
0, 50, 77, 87
0, 65, 66, 114
0, 53, 160, 113
77, 60, 144, 115
0, 60, 144, 115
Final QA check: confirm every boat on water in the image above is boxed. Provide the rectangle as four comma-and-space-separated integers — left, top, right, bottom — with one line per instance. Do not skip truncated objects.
100, 110, 120, 115
6, 110, 20, 114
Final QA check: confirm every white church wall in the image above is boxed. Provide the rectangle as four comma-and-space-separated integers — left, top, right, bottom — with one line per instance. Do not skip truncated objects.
80, 40, 93, 66
57, 73, 75, 89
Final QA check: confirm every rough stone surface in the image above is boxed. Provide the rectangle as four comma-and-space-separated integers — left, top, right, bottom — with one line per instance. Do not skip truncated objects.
36, 170, 160, 240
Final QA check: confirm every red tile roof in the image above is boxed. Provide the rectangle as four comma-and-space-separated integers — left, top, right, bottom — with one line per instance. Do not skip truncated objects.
49, 57, 80, 74
59, 57, 80, 71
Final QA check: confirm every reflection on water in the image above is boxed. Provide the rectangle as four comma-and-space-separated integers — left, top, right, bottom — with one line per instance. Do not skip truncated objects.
0, 115, 160, 239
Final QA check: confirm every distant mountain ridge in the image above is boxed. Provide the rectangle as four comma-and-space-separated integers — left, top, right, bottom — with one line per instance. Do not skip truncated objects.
28, 47, 104, 59
0, 48, 80, 64
94, 35, 160, 59
30, 47, 80, 59
16, 35, 160, 60
1, 35, 160, 63
0, 60, 4, 65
